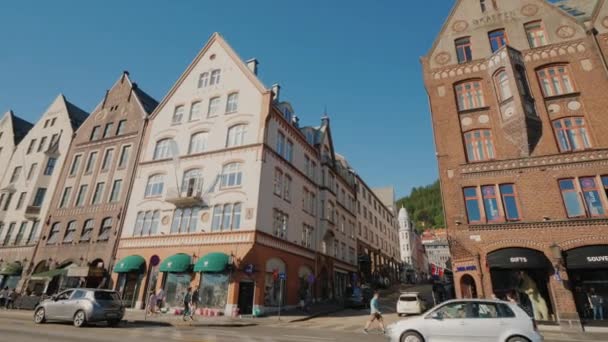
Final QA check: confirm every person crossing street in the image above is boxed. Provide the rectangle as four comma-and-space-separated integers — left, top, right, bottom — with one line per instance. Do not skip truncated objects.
363, 291, 385, 335
182, 287, 193, 321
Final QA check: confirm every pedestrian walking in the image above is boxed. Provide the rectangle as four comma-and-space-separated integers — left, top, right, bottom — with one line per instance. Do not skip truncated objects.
191, 287, 200, 319
156, 288, 165, 312
363, 291, 385, 334
147, 290, 157, 316
0, 287, 7, 308
5, 288, 15, 309
588, 288, 604, 320
182, 287, 193, 321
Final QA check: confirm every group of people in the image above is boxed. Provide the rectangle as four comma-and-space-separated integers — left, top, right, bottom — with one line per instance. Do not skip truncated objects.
0, 287, 17, 309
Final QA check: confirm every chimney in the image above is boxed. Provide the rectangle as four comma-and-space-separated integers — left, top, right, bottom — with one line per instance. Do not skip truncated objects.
246, 58, 259, 75
272, 83, 281, 102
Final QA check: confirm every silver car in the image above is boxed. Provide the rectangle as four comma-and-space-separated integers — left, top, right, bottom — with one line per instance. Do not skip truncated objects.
386, 299, 543, 342
33, 288, 125, 327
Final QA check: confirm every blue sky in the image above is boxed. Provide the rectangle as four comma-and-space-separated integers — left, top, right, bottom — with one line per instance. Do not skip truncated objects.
0, 1, 452, 198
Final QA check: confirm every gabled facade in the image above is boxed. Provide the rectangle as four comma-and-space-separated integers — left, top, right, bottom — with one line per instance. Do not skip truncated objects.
0, 111, 34, 182
423, 0, 608, 330
26, 73, 157, 296
0, 95, 87, 290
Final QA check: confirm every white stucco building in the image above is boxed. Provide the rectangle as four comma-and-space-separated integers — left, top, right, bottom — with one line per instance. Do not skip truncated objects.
0, 111, 33, 183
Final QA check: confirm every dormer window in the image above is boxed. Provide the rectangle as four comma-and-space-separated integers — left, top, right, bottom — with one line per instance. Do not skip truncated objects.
489, 29, 507, 53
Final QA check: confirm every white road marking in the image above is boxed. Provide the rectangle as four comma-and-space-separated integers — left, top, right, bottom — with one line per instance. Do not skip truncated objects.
282, 335, 335, 341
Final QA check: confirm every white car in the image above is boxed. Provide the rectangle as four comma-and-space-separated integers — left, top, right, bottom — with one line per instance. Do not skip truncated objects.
397, 292, 427, 316
386, 299, 543, 342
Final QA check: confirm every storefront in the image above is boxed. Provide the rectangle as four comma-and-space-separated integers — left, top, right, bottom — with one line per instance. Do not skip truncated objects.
487, 248, 554, 321
28, 263, 76, 295
0, 262, 23, 289
114, 255, 146, 308
334, 270, 349, 300
160, 253, 192, 308
566, 245, 608, 322
193, 252, 230, 312
264, 258, 286, 308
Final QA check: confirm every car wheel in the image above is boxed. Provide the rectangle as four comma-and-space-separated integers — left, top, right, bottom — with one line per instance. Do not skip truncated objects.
506, 337, 530, 342
107, 319, 121, 327
401, 331, 424, 342
34, 308, 46, 324
73, 310, 87, 328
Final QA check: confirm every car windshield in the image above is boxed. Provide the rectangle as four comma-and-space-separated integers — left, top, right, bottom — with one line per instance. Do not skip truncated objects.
94, 291, 120, 301
400, 296, 418, 302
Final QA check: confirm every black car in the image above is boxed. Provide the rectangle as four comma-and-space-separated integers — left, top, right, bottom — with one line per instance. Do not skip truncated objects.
344, 287, 374, 309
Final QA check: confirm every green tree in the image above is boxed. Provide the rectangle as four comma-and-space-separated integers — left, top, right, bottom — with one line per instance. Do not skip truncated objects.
396, 180, 444, 232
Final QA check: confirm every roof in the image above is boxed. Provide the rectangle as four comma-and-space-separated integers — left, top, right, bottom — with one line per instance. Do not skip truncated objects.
132, 85, 159, 115
62, 96, 89, 130
549, 0, 600, 21
9, 111, 34, 145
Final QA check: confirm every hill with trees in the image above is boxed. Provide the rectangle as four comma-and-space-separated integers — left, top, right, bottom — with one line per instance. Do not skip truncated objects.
396, 180, 444, 232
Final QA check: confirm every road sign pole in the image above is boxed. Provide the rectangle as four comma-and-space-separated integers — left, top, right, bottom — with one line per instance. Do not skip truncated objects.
278, 278, 284, 321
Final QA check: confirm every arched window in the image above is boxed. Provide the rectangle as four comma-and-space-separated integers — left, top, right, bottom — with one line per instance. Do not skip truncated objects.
537, 65, 575, 97
210, 69, 221, 85
226, 124, 247, 147
182, 169, 203, 195
172, 105, 184, 124
494, 70, 512, 102
189, 101, 202, 121
145, 174, 165, 197
171, 207, 200, 234
134, 212, 145, 236
226, 93, 239, 113
552, 117, 592, 152
221, 163, 242, 188
98, 217, 112, 241
80, 219, 94, 242
455, 80, 485, 111
153, 138, 175, 160
63, 220, 77, 243
47, 222, 61, 245
463, 129, 495, 162
188, 132, 208, 154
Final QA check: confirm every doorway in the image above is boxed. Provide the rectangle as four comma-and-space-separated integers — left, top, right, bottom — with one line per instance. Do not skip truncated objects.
460, 274, 477, 298
238, 281, 254, 315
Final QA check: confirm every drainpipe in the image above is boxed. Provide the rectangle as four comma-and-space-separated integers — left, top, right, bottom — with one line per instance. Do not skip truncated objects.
589, 28, 608, 78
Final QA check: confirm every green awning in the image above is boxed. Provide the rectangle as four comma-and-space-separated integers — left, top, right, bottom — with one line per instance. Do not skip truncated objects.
193, 253, 230, 273
113, 255, 146, 273
30, 268, 67, 280
0, 262, 23, 276
159, 253, 192, 273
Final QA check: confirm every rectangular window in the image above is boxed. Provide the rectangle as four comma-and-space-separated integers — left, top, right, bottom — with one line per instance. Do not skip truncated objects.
27, 220, 39, 245
103, 122, 113, 138
286, 140, 294, 162
481, 185, 501, 222
37, 137, 47, 152
189, 102, 202, 121
488, 29, 508, 53
32, 188, 47, 207
603, 176, 608, 200
27, 139, 36, 154
10, 166, 22, 183
70, 155, 82, 176
116, 120, 127, 135
172, 105, 184, 124
464, 130, 495, 162
101, 148, 114, 171
90, 126, 101, 141
49, 133, 59, 148
210, 69, 221, 85
226, 93, 239, 113
92, 182, 105, 204
559, 179, 586, 218
276, 132, 285, 156
580, 177, 605, 217
455, 37, 473, 64
85, 151, 98, 173
464, 187, 482, 223
63, 221, 77, 243
499, 184, 521, 221
283, 175, 292, 202
27, 163, 37, 180
455, 80, 485, 111
525, 21, 547, 48
208, 97, 220, 117
118, 145, 131, 168
3, 223, 15, 246
59, 187, 72, 208
274, 169, 283, 196
44, 157, 57, 175
15, 192, 27, 210
211, 205, 222, 231
2, 193, 13, 211
537, 65, 575, 97
110, 179, 122, 203
553, 117, 592, 152
76, 184, 88, 207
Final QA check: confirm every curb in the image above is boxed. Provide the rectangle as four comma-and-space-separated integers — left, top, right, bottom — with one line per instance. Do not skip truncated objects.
287, 308, 346, 323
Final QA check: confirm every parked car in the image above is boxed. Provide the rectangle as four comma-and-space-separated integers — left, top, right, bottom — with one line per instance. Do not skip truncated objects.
385, 299, 542, 342
344, 287, 374, 309
396, 292, 427, 316
33, 288, 125, 327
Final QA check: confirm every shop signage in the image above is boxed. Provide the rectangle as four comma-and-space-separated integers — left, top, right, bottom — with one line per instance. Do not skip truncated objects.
472, 11, 518, 28
510, 257, 528, 263
456, 265, 477, 272
587, 256, 608, 262
244, 264, 255, 275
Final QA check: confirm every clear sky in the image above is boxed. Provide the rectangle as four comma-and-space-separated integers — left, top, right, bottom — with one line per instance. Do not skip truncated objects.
0, 0, 452, 198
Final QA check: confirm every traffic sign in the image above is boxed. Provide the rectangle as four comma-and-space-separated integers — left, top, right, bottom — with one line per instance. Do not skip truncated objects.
279, 272, 286, 280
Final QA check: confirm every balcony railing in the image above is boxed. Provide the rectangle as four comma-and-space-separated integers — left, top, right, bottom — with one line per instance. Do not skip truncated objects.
164, 183, 205, 207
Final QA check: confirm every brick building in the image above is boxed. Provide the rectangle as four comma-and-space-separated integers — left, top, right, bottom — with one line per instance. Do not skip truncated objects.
423, 0, 608, 330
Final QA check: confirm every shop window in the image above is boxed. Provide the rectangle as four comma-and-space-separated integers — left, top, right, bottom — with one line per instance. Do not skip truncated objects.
455, 37, 472, 64
552, 117, 592, 153
463, 129, 495, 162
264, 258, 287, 307
455, 80, 485, 111
537, 65, 575, 97
164, 273, 192, 308
199, 273, 229, 309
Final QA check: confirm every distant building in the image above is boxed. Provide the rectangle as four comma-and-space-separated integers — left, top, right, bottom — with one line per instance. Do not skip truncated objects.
398, 207, 427, 283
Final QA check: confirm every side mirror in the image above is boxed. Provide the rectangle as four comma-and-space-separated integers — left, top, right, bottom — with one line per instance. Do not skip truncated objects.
428, 311, 443, 320
51, 295, 58, 301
